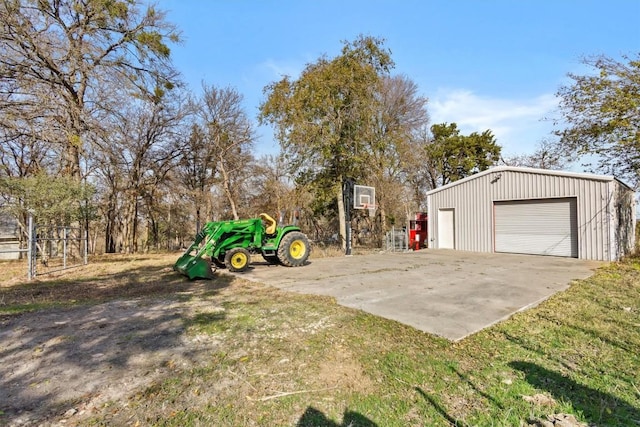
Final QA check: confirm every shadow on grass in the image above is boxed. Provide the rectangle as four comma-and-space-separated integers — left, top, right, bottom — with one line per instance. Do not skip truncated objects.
509, 361, 640, 425
297, 407, 377, 426
501, 331, 582, 377
415, 388, 469, 427
537, 312, 637, 354
0, 261, 233, 424
449, 365, 503, 411
0, 261, 233, 312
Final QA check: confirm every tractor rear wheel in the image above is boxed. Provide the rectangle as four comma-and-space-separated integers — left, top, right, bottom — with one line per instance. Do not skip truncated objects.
225, 247, 251, 272
277, 231, 310, 267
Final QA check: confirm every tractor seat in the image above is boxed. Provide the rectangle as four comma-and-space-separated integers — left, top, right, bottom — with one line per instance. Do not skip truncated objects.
259, 213, 277, 235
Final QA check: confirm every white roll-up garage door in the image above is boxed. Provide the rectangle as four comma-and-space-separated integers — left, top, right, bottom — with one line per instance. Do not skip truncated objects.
494, 198, 578, 257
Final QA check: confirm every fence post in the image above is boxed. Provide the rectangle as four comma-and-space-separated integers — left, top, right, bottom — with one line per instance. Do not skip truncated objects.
27, 211, 34, 280
63, 227, 68, 269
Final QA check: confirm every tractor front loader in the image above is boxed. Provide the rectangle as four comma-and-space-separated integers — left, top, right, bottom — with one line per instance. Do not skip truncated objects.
174, 213, 310, 280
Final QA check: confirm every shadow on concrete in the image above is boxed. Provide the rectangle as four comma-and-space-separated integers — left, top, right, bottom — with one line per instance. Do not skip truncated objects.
296, 406, 377, 427
509, 361, 640, 426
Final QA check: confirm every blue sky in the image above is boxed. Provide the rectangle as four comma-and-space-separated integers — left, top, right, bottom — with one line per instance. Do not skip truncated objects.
160, 0, 639, 160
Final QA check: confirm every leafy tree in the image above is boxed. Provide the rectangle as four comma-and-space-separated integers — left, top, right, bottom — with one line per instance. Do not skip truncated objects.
425, 123, 501, 188
260, 35, 393, 247
555, 54, 640, 186
0, 0, 180, 179
0, 173, 94, 236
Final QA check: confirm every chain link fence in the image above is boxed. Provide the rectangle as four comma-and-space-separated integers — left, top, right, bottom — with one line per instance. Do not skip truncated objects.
32, 225, 88, 277
0, 212, 88, 280
385, 226, 409, 252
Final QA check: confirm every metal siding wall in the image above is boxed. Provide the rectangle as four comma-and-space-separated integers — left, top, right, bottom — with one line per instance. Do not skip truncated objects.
428, 173, 494, 252
428, 169, 613, 261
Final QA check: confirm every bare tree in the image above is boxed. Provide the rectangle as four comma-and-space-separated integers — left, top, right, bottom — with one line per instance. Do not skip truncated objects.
402, 126, 436, 209
93, 90, 188, 253
247, 154, 296, 218
175, 122, 217, 230
0, 133, 52, 177
367, 74, 429, 235
0, 0, 180, 179
500, 139, 567, 170
196, 84, 256, 220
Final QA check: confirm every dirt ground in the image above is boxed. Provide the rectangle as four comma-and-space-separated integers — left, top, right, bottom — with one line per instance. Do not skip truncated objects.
0, 255, 245, 426
1, 291, 224, 426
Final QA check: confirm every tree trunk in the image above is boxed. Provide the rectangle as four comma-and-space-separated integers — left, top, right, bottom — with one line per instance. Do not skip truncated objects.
122, 192, 139, 254
219, 160, 239, 220
104, 194, 118, 253
195, 204, 201, 232
105, 218, 116, 253
338, 182, 346, 251
132, 200, 139, 253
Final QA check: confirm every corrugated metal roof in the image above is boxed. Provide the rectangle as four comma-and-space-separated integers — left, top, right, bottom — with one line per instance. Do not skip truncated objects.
425, 166, 633, 196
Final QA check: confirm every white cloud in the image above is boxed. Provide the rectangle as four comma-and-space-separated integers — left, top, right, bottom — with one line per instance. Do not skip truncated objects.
429, 89, 559, 155
258, 58, 305, 80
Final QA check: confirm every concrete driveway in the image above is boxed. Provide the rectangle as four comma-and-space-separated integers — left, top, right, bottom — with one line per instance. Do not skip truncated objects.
229, 250, 602, 341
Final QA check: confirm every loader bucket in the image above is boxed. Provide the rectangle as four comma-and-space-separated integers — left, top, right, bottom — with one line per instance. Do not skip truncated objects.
173, 254, 214, 280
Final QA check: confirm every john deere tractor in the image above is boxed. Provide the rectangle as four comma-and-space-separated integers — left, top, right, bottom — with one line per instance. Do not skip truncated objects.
174, 213, 310, 279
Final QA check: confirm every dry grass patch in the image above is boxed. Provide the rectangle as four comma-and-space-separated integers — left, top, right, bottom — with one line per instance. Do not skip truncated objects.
0, 253, 232, 314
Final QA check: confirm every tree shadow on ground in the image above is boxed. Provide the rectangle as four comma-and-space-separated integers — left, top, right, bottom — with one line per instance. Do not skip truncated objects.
415, 387, 469, 427
509, 361, 640, 426
0, 261, 233, 310
0, 263, 233, 425
296, 407, 378, 426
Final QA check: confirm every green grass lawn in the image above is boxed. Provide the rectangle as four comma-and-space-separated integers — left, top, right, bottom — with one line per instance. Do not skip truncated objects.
2, 254, 639, 426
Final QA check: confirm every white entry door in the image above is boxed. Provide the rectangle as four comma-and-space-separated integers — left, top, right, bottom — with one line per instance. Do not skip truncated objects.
438, 208, 455, 249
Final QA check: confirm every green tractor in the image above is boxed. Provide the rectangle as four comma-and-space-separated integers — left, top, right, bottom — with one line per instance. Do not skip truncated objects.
174, 213, 311, 279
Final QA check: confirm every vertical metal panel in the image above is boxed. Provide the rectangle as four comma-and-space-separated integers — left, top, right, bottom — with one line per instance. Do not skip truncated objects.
428, 172, 495, 252
494, 198, 578, 257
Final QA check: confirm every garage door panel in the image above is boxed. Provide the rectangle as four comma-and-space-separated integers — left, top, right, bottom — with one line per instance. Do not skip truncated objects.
494, 198, 578, 257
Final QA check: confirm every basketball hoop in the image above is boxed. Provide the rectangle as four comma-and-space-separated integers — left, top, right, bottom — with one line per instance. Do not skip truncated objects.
362, 203, 376, 218
353, 185, 376, 218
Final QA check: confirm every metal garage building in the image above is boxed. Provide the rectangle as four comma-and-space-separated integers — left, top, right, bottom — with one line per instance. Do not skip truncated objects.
426, 166, 636, 261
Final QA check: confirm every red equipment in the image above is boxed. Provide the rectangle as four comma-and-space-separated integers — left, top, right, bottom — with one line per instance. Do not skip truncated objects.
409, 212, 428, 250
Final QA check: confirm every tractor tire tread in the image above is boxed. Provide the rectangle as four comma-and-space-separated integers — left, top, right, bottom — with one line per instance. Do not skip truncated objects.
224, 247, 251, 272
277, 231, 310, 267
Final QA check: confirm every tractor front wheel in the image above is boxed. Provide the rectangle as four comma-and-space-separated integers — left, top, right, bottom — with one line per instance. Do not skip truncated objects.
225, 248, 251, 272
277, 231, 310, 267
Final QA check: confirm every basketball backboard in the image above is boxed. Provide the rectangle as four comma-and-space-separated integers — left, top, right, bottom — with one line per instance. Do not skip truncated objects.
354, 185, 375, 209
